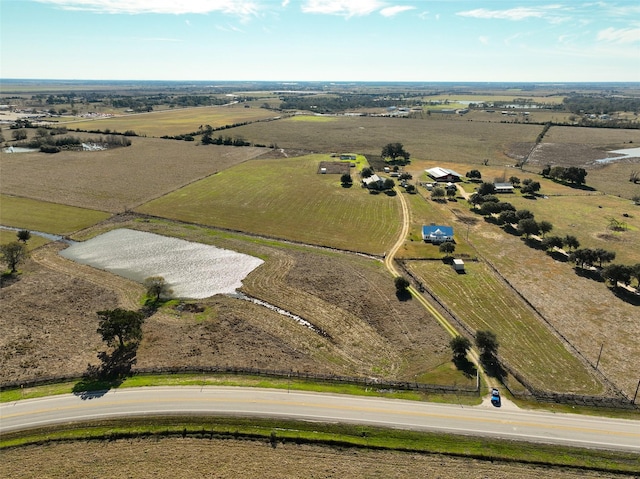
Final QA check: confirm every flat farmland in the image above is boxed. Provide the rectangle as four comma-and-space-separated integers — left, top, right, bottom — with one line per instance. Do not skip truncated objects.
0, 138, 268, 213
0, 195, 110, 235
227, 115, 542, 164
467, 213, 640, 397
137, 155, 402, 255
407, 261, 601, 395
61, 104, 279, 137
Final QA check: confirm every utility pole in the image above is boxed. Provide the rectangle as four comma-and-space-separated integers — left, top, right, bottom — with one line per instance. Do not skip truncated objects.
633, 379, 640, 405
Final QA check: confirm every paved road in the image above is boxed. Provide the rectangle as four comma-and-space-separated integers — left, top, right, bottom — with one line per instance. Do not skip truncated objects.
2, 387, 639, 453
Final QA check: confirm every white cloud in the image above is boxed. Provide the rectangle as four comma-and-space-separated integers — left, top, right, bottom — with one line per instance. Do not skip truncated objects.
597, 27, 640, 44
457, 7, 551, 21
479, 36, 489, 45
34, 0, 262, 16
301, 0, 384, 17
281, 0, 290, 6
380, 5, 414, 18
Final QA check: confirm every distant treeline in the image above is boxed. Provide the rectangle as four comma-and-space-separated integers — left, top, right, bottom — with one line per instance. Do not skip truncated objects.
279, 94, 416, 113
563, 95, 640, 114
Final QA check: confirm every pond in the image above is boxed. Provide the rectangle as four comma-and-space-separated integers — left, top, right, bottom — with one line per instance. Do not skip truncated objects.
595, 146, 640, 164
59, 228, 263, 299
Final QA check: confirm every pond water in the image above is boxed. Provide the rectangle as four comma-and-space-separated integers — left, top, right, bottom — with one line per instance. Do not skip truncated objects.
2, 146, 39, 153
59, 228, 263, 299
595, 147, 640, 164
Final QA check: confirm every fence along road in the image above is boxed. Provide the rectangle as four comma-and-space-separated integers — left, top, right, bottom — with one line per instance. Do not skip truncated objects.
2, 387, 639, 453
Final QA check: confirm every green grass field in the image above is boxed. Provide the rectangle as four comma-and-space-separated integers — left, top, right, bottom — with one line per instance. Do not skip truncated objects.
137, 155, 402, 255
407, 261, 602, 394
0, 195, 111, 235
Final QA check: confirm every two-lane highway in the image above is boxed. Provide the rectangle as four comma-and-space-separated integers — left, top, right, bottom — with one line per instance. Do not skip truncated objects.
2, 387, 639, 453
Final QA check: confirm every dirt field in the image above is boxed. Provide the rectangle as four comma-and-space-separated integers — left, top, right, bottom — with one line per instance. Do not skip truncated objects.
0, 136, 269, 213
1, 438, 631, 479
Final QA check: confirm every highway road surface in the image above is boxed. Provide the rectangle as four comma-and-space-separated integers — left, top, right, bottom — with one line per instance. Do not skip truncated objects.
1, 387, 639, 453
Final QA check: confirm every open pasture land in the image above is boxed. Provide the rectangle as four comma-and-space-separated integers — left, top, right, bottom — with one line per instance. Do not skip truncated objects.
0, 138, 268, 213
466, 212, 640, 397
407, 261, 602, 395
506, 193, 640, 265
0, 195, 110, 236
63, 103, 279, 138
227, 115, 542, 164
137, 155, 402, 255
1, 217, 454, 385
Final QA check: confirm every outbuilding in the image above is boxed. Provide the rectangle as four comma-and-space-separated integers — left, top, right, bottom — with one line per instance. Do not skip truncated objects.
422, 224, 454, 243
452, 259, 465, 272
426, 167, 463, 183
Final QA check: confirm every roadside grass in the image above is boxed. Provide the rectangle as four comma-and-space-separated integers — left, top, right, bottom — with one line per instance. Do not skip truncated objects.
2, 417, 638, 475
0, 373, 479, 406
61, 104, 278, 138
407, 261, 603, 395
137, 154, 402, 255
0, 194, 111, 234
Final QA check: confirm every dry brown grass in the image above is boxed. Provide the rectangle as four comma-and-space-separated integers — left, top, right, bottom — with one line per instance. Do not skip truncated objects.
0, 217, 452, 385
0, 137, 269, 213
2, 438, 627, 479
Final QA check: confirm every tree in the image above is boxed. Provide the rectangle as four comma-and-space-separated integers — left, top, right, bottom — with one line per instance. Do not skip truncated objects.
541, 235, 564, 251
394, 276, 410, 293
446, 187, 457, 200
517, 218, 540, 238
381, 142, 410, 162
515, 209, 535, 221
144, 276, 172, 302
563, 235, 580, 251
431, 186, 446, 201
509, 176, 521, 187
16, 230, 31, 243
439, 241, 456, 257
399, 172, 412, 180
477, 182, 496, 196
11, 129, 27, 141
594, 248, 615, 268
631, 263, 640, 288
97, 308, 145, 350
538, 220, 553, 238
521, 180, 541, 196
466, 169, 482, 181
475, 330, 499, 366
497, 210, 518, 226
450, 335, 471, 360
340, 173, 353, 186
405, 184, 416, 193
361, 167, 374, 178
1, 242, 28, 274
601, 264, 632, 289
383, 178, 395, 190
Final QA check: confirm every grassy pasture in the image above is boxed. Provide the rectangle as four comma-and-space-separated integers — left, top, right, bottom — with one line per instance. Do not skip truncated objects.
0, 195, 110, 235
226, 115, 542, 164
0, 230, 49, 249
544, 126, 640, 147
62, 104, 279, 138
506, 193, 640, 265
407, 261, 601, 394
137, 155, 401, 255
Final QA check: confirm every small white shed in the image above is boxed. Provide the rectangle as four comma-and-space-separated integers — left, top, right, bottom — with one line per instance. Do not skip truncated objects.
452, 259, 465, 272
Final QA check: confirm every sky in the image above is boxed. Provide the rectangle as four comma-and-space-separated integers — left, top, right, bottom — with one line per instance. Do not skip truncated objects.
1, 0, 639, 82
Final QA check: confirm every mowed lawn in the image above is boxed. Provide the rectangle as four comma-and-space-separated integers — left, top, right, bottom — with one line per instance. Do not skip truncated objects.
137, 155, 402, 255
408, 261, 602, 395
0, 195, 111, 235
63, 104, 279, 138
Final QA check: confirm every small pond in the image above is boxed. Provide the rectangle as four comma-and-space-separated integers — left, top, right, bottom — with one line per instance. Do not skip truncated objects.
595, 147, 640, 164
59, 228, 263, 299
2, 146, 40, 153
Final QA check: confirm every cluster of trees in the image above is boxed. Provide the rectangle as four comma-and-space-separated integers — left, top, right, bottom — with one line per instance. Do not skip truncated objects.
450, 330, 499, 368
541, 165, 588, 185
431, 184, 457, 201
570, 248, 617, 269
563, 94, 640, 115
279, 93, 404, 113
601, 263, 640, 291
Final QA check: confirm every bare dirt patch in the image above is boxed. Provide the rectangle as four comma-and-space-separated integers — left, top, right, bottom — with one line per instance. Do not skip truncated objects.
0, 438, 628, 479
317, 161, 351, 174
